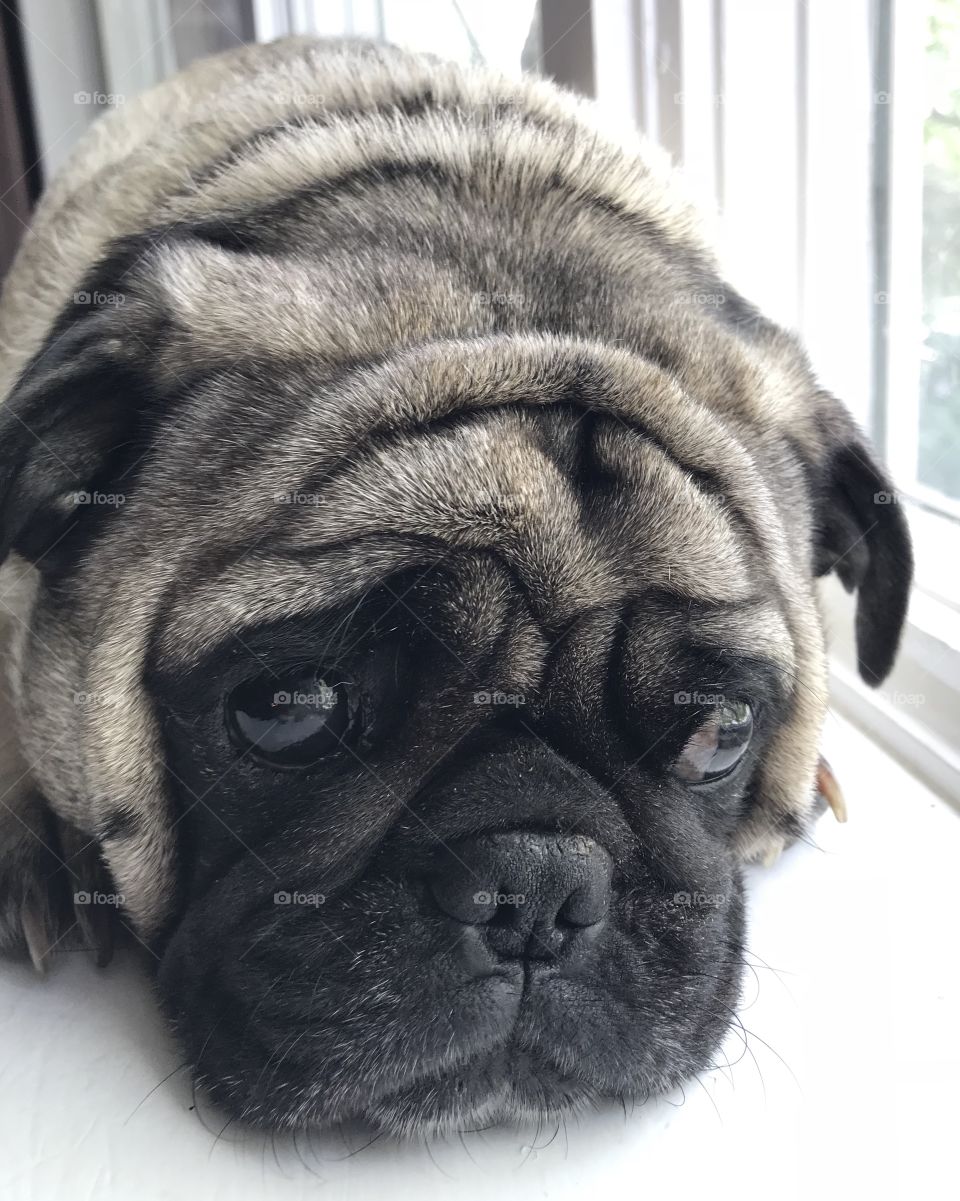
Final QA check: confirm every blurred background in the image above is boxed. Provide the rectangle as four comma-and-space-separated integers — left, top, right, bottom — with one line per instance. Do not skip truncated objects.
0, 0, 957, 803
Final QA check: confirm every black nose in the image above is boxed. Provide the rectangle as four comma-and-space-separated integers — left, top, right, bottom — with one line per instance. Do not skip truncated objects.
429, 833, 613, 960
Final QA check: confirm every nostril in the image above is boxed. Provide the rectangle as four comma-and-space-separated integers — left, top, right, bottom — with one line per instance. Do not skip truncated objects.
430, 882, 525, 928
488, 902, 515, 928
558, 881, 611, 928
429, 833, 614, 954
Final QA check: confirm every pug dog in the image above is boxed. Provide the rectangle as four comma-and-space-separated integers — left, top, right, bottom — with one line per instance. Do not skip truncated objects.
0, 36, 911, 1135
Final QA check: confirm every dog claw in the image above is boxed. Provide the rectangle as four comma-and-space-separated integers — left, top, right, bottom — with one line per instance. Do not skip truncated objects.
1, 800, 115, 971
19, 895, 53, 974
817, 756, 847, 823
63, 832, 116, 968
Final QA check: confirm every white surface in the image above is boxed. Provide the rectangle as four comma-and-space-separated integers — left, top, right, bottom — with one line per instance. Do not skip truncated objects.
1, 712, 957, 1201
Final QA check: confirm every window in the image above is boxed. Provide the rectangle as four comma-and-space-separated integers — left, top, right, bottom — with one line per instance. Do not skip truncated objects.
882, 0, 960, 623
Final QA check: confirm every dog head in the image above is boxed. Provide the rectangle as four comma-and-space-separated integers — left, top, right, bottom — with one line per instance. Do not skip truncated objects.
0, 58, 911, 1128
0, 248, 910, 1132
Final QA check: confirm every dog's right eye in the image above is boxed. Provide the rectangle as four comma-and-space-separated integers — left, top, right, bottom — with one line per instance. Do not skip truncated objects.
671, 701, 754, 784
225, 667, 359, 767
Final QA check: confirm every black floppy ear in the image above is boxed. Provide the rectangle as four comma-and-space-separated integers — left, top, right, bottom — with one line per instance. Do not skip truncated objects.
0, 305, 162, 569
810, 417, 913, 685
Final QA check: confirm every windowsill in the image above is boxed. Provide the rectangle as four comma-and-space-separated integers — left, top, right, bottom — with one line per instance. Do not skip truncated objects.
0, 715, 956, 1200
821, 574, 960, 808
829, 656, 960, 809
906, 587, 960, 658
898, 501, 960, 625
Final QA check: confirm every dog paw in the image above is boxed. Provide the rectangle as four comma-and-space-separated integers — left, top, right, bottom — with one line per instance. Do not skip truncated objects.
0, 795, 114, 971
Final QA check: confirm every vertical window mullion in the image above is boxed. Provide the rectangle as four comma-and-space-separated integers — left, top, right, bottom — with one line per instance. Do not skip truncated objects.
881, 0, 925, 488
801, 0, 873, 428
715, 0, 801, 329
679, 0, 721, 211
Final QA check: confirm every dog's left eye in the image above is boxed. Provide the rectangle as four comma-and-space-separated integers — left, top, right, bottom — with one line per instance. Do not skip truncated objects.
225, 667, 358, 767
672, 701, 753, 784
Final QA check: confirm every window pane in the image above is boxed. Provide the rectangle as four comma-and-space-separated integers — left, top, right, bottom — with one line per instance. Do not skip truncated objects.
919, 0, 960, 502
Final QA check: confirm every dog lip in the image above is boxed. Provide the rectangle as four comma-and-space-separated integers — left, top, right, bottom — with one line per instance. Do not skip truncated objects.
306, 969, 597, 1119
350, 1041, 603, 1135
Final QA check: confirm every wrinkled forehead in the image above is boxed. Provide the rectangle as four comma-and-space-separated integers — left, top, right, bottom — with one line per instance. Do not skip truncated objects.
139, 401, 793, 678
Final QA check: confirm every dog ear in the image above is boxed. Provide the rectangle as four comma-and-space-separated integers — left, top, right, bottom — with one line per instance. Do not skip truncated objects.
0, 302, 164, 569
809, 401, 913, 685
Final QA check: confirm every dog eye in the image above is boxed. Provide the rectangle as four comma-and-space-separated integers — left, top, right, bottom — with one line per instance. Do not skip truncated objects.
672, 701, 753, 784
225, 667, 358, 767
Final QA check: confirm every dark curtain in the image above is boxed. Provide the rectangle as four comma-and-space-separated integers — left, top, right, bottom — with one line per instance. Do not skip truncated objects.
0, 0, 41, 280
